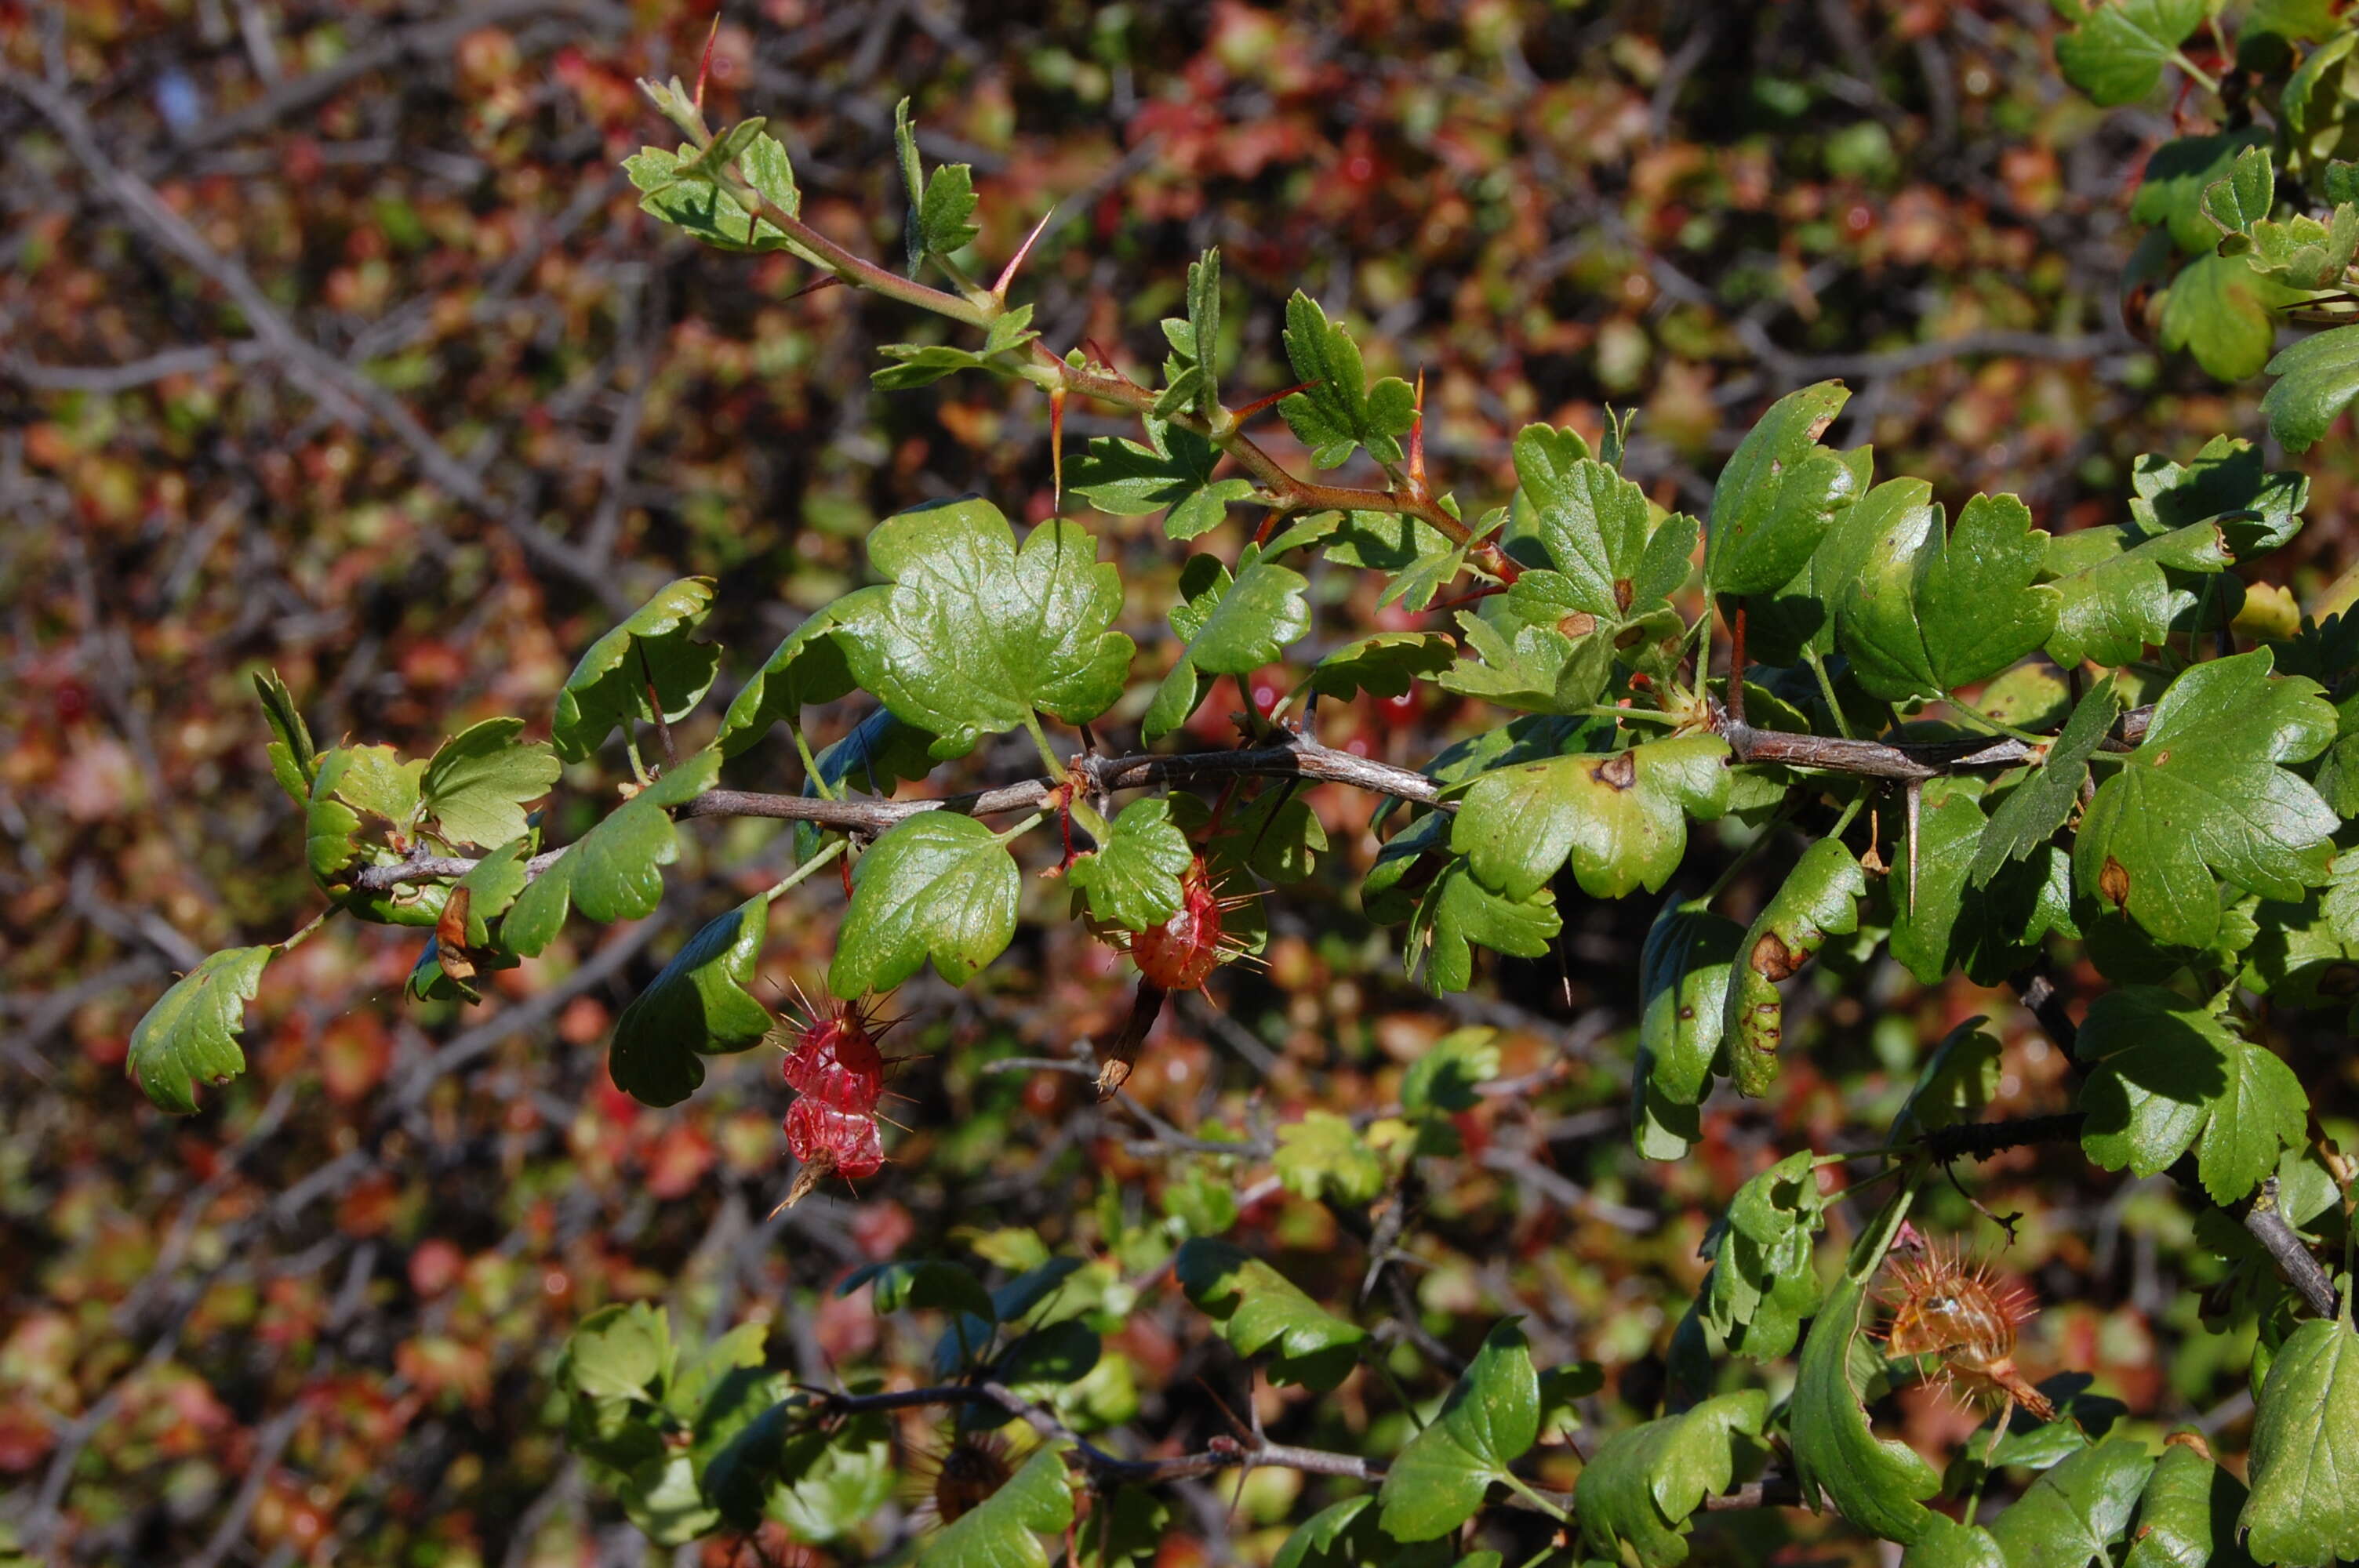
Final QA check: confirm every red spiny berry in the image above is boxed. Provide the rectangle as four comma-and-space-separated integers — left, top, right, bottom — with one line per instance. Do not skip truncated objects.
779, 993, 887, 1113
783, 1096, 884, 1180
1129, 858, 1227, 993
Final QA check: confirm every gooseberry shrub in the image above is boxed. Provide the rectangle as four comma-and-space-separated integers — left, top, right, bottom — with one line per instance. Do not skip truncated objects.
125, 15, 2359, 1567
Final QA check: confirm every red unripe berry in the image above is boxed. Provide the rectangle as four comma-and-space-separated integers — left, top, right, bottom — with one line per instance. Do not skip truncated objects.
1129, 860, 1226, 993
781, 1000, 885, 1114
783, 1097, 884, 1180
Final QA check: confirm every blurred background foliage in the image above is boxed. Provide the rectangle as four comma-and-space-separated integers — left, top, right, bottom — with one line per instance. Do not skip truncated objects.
3, 1, 2353, 1563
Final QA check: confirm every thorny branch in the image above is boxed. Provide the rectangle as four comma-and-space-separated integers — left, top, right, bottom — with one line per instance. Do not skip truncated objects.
809, 1378, 1805, 1516
348, 699, 2160, 894
1919, 975, 2347, 1320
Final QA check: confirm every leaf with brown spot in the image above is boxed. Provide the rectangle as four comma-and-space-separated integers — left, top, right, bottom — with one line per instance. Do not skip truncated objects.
1723, 838, 1866, 1098
1451, 735, 1730, 901
2074, 648, 2337, 949
1634, 901, 1744, 1160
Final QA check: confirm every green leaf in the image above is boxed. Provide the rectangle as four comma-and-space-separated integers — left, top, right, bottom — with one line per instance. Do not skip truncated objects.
1633, 903, 1743, 1160
1187, 249, 1223, 418
1792, 1273, 1943, 1544
2263, 324, 2359, 452
1402, 1026, 1501, 1116
1972, 677, 2119, 886
1705, 381, 1859, 598
892, 97, 927, 265
994, 1321, 1102, 1399
666, 1319, 769, 1429
1452, 735, 1731, 902
1407, 859, 1561, 994
1891, 1019, 2005, 1142
723, 1407, 892, 1541
1068, 798, 1192, 931
1143, 556, 1311, 742
2128, 437, 2308, 557
1512, 426, 1687, 615
1699, 1149, 1828, 1360
1301, 632, 1456, 703
1890, 780, 1994, 985
1433, 605, 1612, 716
1173, 1239, 1368, 1390
916, 1446, 1074, 1568
1574, 1391, 1769, 1566
1325, 509, 1453, 572
833, 499, 1135, 760
253, 668, 317, 808
2243, 1316, 2359, 1567
1066, 418, 1253, 540
2203, 144, 2277, 238
917, 161, 979, 260
563, 1301, 673, 1400
128, 946, 271, 1114
982, 304, 1039, 360
2076, 650, 2338, 949
624, 130, 801, 252
1901, 1515, 2010, 1568
889, 98, 978, 266
306, 743, 427, 886
1985, 1436, 2156, 1567
736, 122, 800, 216
2041, 518, 2235, 668
1723, 838, 1866, 1097
1377, 1319, 1541, 1542
1272, 1497, 1452, 1568
713, 610, 856, 759
2241, 204, 2359, 291
502, 750, 720, 956
550, 578, 721, 763
1276, 291, 1417, 468
607, 894, 773, 1107
1274, 1111, 1386, 1205
418, 718, 561, 850
2161, 252, 2305, 382
2136, 129, 2277, 254
828, 812, 1020, 996
2123, 1432, 2252, 1568
1153, 248, 1224, 425
2076, 987, 2308, 1204
2055, 0, 2206, 104
1743, 448, 1889, 666
873, 342, 996, 391
1082, 1487, 1175, 1568
1199, 787, 1327, 884
1836, 492, 2060, 703
616, 1451, 715, 1545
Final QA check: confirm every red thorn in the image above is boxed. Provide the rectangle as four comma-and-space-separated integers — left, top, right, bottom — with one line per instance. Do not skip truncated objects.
693, 10, 722, 112
1408, 367, 1428, 494
1427, 583, 1506, 614
1083, 337, 1126, 377
1049, 385, 1067, 508
784, 274, 846, 304
993, 205, 1058, 299
1230, 379, 1320, 424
